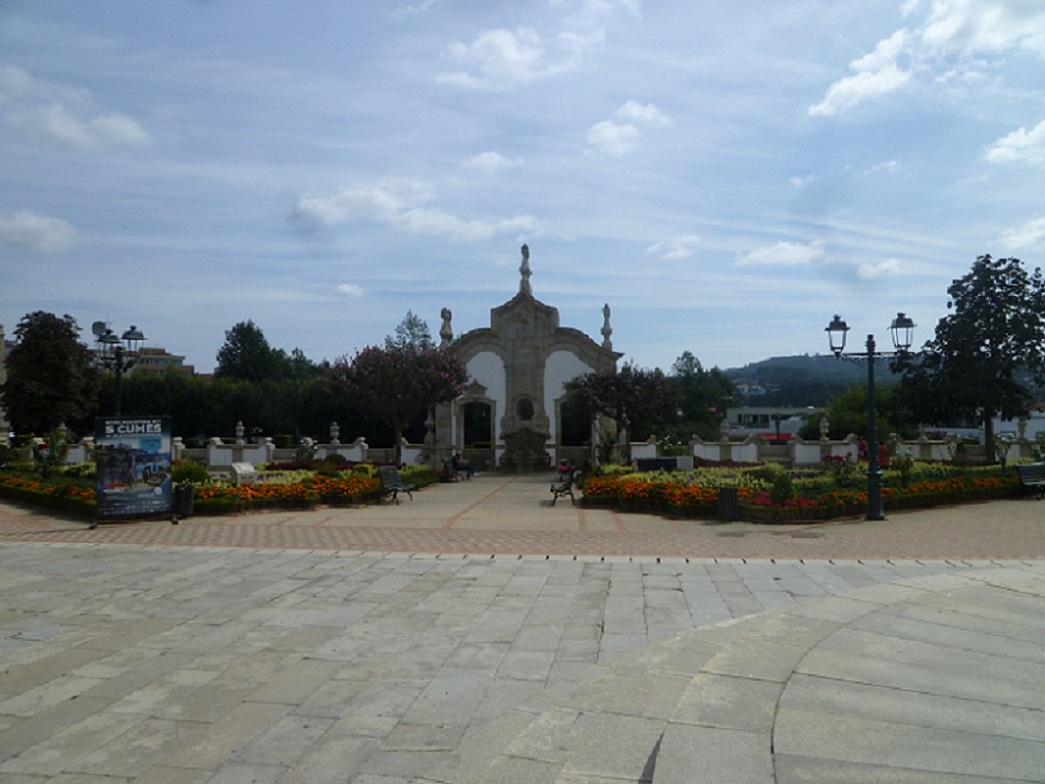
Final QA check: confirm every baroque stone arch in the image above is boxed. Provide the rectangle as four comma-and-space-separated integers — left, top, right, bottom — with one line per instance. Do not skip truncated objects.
434, 245, 622, 471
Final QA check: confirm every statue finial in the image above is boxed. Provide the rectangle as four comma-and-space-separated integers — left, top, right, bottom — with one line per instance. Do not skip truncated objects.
519, 244, 532, 296
601, 303, 613, 349
439, 307, 453, 348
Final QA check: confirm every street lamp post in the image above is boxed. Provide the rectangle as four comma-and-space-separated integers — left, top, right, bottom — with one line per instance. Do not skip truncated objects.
95, 324, 145, 416
825, 313, 915, 521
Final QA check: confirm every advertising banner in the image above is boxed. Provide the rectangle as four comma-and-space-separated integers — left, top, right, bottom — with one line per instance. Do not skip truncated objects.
95, 416, 173, 518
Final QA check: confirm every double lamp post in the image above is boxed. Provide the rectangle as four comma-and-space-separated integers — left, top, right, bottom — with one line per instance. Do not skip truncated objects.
94, 324, 145, 416
825, 312, 915, 521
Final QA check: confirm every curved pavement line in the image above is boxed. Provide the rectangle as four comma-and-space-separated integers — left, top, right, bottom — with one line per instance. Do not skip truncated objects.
437, 566, 1045, 784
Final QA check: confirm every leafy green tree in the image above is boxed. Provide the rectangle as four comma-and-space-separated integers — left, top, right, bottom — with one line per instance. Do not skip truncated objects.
327, 344, 469, 464
386, 310, 434, 350
563, 363, 678, 461
894, 255, 1045, 459
215, 320, 285, 382
670, 351, 737, 441
799, 383, 912, 441
1, 311, 99, 434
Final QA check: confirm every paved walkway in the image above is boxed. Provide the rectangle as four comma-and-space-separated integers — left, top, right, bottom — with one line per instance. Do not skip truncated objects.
0, 474, 1043, 782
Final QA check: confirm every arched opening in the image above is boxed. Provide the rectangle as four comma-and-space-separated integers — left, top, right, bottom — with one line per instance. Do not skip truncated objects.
558, 397, 590, 467
462, 400, 494, 470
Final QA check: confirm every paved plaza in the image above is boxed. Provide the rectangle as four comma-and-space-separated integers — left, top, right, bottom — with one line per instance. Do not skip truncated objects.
1, 474, 1043, 783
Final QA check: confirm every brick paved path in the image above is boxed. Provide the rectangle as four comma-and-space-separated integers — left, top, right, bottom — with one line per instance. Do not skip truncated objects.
2, 473, 1043, 559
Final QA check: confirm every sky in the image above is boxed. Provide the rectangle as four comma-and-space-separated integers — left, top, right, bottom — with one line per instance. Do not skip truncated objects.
2, 0, 1044, 375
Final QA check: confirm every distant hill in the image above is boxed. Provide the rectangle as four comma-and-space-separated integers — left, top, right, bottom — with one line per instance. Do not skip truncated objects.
723, 354, 903, 407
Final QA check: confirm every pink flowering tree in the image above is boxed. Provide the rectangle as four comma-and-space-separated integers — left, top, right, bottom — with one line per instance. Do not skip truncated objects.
328, 345, 469, 465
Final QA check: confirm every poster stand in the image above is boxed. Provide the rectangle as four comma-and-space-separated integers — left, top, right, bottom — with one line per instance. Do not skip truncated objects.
93, 416, 178, 528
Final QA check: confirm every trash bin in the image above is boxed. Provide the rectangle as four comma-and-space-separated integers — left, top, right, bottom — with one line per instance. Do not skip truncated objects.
173, 484, 194, 519
717, 486, 739, 522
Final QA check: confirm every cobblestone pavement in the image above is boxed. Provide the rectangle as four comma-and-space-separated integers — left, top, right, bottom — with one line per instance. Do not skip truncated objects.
1, 475, 1043, 782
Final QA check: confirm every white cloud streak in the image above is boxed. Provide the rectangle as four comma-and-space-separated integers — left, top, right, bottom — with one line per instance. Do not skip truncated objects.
0, 210, 77, 253
986, 119, 1045, 166
586, 100, 669, 157
920, 0, 1045, 56
1000, 216, 1045, 251
811, 1, 1045, 117
462, 151, 523, 174
0, 64, 150, 151
736, 240, 825, 266
436, 0, 636, 89
292, 179, 537, 241
858, 258, 902, 279
646, 235, 701, 260
336, 283, 366, 298
810, 30, 912, 116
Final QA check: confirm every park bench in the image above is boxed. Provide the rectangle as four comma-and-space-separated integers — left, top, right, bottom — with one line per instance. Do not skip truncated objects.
1015, 462, 1045, 500
442, 458, 464, 482
378, 466, 416, 505
550, 471, 580, 506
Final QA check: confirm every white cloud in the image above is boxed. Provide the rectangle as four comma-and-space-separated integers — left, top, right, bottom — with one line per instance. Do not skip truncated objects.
810, 30, 912, 116
439, 27, 547, 89
292, 178, 537, 241
789, 175, 813, 187
0, 64, 149, 151
0, 209, 77, 253
436, 0, 635, 89
646, 235, 701, 260
552, 0, 642, 28
736, 240, 825, 266
863, 159, 904, 176
614, 100, 669, 126
462, 151, 523, 174
336, 283, 366, 298
1000, 216, 1045, 251
920, 0, 1045, 56
858, 258, 902, 279
986, 119, 1045, 166
586, 100, 669, 157
585, 119, 640, 157
812, 2, 1045, 117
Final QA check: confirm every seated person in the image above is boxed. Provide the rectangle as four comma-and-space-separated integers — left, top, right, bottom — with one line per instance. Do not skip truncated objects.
557, 459, 575, 480
451, 452, 475, 479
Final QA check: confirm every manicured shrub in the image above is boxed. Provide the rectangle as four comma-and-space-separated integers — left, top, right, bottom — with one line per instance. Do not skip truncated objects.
172, 460, 211, 484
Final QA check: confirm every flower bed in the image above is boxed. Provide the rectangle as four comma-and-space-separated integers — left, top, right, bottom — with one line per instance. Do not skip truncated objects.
580, 464, 1023, 522
0, 473, 96, 518
0, 464, 440, 517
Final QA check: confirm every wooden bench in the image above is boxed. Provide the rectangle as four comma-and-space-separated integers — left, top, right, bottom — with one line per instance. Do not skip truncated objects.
378, 466, 416, 504
550, 471, 580, 506
1016, 462, 1045, 500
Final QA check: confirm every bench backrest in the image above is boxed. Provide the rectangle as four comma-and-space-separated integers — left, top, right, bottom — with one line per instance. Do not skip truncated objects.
1016, 463, 1045, 481
378, 466, 404, 487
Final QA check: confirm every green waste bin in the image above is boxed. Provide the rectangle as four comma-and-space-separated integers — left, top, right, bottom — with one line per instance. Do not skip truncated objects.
173, 484, 194, 518
717, 487, 739, 522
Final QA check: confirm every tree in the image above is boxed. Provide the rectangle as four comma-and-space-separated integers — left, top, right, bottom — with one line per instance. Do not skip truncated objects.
894, 255, 1045, 459
327, 344, 469, 464
215, 320, 285, 382
0, 312, 99, 434
670, 351, 737, 441
798, 383, 913, 442
386, 310, 434, 350
563, 363, 677, 462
